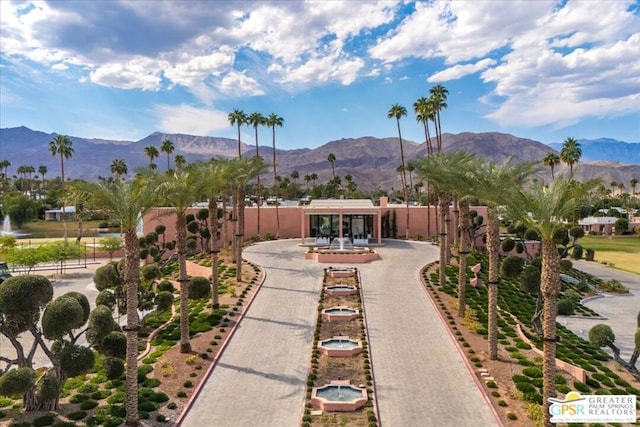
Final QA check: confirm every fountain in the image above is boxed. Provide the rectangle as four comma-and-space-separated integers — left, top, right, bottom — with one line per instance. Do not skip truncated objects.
318, 336, 362, 357
311, 381, 368, 412
327, 267, 356, 278
1, 215, 29, 237
321, 306, 359, 322
324, 284, 357, 296
305, 237, 378, 264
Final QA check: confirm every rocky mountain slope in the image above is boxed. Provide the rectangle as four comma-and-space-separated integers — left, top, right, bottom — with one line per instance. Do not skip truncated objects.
1, 126, 637, 191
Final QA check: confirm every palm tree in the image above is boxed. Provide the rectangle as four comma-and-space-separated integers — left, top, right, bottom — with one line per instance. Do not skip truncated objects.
266, 113, 283, 237
193, 159, 230, 309
49, 135, 74, 238
110, 158, 128, 180
509, 178, 596, 427
64, 180, 92, 242
227, 157, 267, 281
543, 152, 560, 180
474, 158, 538, 360
387, 103, 410, 239
90, 174, 159, 426
406, 162, 415, 200
158, 169, 206, 353
631, 178, 638, 195
414, 152, 477, 316
38, 165, 47, 194
413, 96, 434, 155
144, 146, 159, 168
327, 153, 336, 182
228, 109, 247, 159
247, 112, 265, 236
161, 140, 175, 172
429, 85, 449, 152
559, 137, 582, 177
0, 159, 10, 191
174, 154, 186, 169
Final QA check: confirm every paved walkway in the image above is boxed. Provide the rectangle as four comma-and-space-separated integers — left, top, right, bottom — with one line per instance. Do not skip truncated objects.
181, 239, 499, 426
562, 260, 640, 367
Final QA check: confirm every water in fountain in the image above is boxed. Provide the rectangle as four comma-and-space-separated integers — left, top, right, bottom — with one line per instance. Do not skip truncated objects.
329, 237, 354, 251
2, 215, 11, 235
316, 384, 363, 401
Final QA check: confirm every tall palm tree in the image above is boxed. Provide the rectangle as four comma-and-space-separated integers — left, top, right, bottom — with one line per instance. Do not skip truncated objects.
266, 113, 284, 238
49, 135, 74, 238
543, 152, 560, 180
227, 157, 267, 282
509, 178, 597, 427
228, 109, 247, 159
474, 158, 538, 360
144, 146, 159, 168
429, 85, 449, 152
193, 159, 230, 309
158, 169, 206, 353
0, 159, 10, 191
110, 158, 128, 180
38, 165, 47, 194
415, 152, 476, 316
161, 140, 175, 172
413, 96, 434, 155
90, 174, 159, 426
387, 103, 410, 239
247, 112, 265, 235
631, 178, 638, 195
559, 137, 582, 178
327, 153, 336, 182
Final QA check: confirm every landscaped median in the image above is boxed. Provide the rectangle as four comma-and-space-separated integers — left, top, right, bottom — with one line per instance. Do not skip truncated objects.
302, 267, 379, 427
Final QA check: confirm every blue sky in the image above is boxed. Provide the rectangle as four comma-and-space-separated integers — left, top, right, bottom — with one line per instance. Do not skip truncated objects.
1, 0, 639, 149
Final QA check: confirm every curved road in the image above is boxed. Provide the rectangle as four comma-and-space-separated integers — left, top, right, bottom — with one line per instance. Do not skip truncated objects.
181, 239, 499, 426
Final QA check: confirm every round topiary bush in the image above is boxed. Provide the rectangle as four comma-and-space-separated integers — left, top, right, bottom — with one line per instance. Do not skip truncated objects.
589, 324, 615, 348
93, 263, 121, 291
157, 280, 174, 292
95, 290, 116, 311
559, 259, 573, 271
501, 256, 525, 278
104, 357, 125, 380
60, 345, 95, 378
557, 299, 575, 316
141, 264, 161, 282
0, 367, 35, 396
524, 228, 540, 241
585, 248, 595, 261
501, 238, 516, 253
188, 277, 211, 300
572, 244, 584, 260
154, 291, 174, 312
101, 332, 126, 359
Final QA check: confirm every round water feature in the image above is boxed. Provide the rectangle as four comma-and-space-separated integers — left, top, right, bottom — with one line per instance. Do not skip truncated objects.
311, 382, 368, 412
324, 284, 357, 296
318, 336, 362, 357
327, 267, 356, 278
322, 306, 358, 322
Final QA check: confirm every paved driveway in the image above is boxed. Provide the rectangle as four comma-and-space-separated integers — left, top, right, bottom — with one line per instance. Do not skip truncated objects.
562, 260, 640, 367
181, 239, 499, 426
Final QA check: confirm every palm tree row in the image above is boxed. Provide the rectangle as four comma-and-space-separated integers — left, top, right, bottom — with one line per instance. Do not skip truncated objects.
415, 151, 598, 427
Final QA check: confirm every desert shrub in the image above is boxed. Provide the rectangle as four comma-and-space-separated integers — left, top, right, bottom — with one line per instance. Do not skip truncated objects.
501, 256, 524, 278
36, 371, 60, 403
563, 289, 581, 304
599, 279, 629, 293
557, 299, 575, 316
515, 382, 536, 393
573, 381, 590, 393
522, 367, 543, 378
80, 399, 98, 410
104, 357, 124, 380
33, 414, 56, 426
572, 244, 584, 260
614, 218, 629, 234
188, 277, 211, 300
524, 228, 539, 241
559, 259, 573, 271
68, 411, 87, 420
515, 241, 524, 253
154, 291, 174, 312
501, 238, 515, 253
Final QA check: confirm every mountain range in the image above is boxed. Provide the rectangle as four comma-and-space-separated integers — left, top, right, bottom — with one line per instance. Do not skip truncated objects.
0, 126, 638, 191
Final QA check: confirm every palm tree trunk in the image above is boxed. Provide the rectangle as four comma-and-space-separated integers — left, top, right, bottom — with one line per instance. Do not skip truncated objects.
438, 192, 448, 288
232, 189, 239, 262
236, 186, 245, 282
426, 182, 432, 238
256, 174, 261, 236
458, 199, 471, 317
272, 130, 280, 239
396, 121, 409, 239
452, 198, 459, 252
177, 215, 191, 353
208, 199, 220, 309
487, 207, 500, 360
123, 229, 140, 426
541, 238, 560, 427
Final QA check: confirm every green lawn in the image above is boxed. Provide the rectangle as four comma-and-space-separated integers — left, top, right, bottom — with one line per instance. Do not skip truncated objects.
579, 235, 640, 275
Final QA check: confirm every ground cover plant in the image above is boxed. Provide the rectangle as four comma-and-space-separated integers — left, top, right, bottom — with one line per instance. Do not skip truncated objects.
0, 248, 263, 426
303, 267, 378, 427
421, 252, 640, 427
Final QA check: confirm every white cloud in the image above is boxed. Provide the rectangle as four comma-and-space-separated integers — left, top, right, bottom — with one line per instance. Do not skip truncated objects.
155, 104, 230, 135
428, 58, 496, 82
90, 57, 164, 90
51, 62, 69, 71
163, 51, 235, 87
219, 71, 264, 96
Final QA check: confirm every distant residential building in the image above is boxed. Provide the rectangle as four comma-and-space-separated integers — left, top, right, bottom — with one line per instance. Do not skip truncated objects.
44, 206, 76, 221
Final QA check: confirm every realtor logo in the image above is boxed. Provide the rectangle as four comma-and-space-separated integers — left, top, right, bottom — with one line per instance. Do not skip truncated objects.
548, 391, 637, 423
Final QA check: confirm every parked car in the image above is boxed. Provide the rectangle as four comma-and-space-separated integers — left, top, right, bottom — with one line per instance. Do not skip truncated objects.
0, 262, 11, 284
